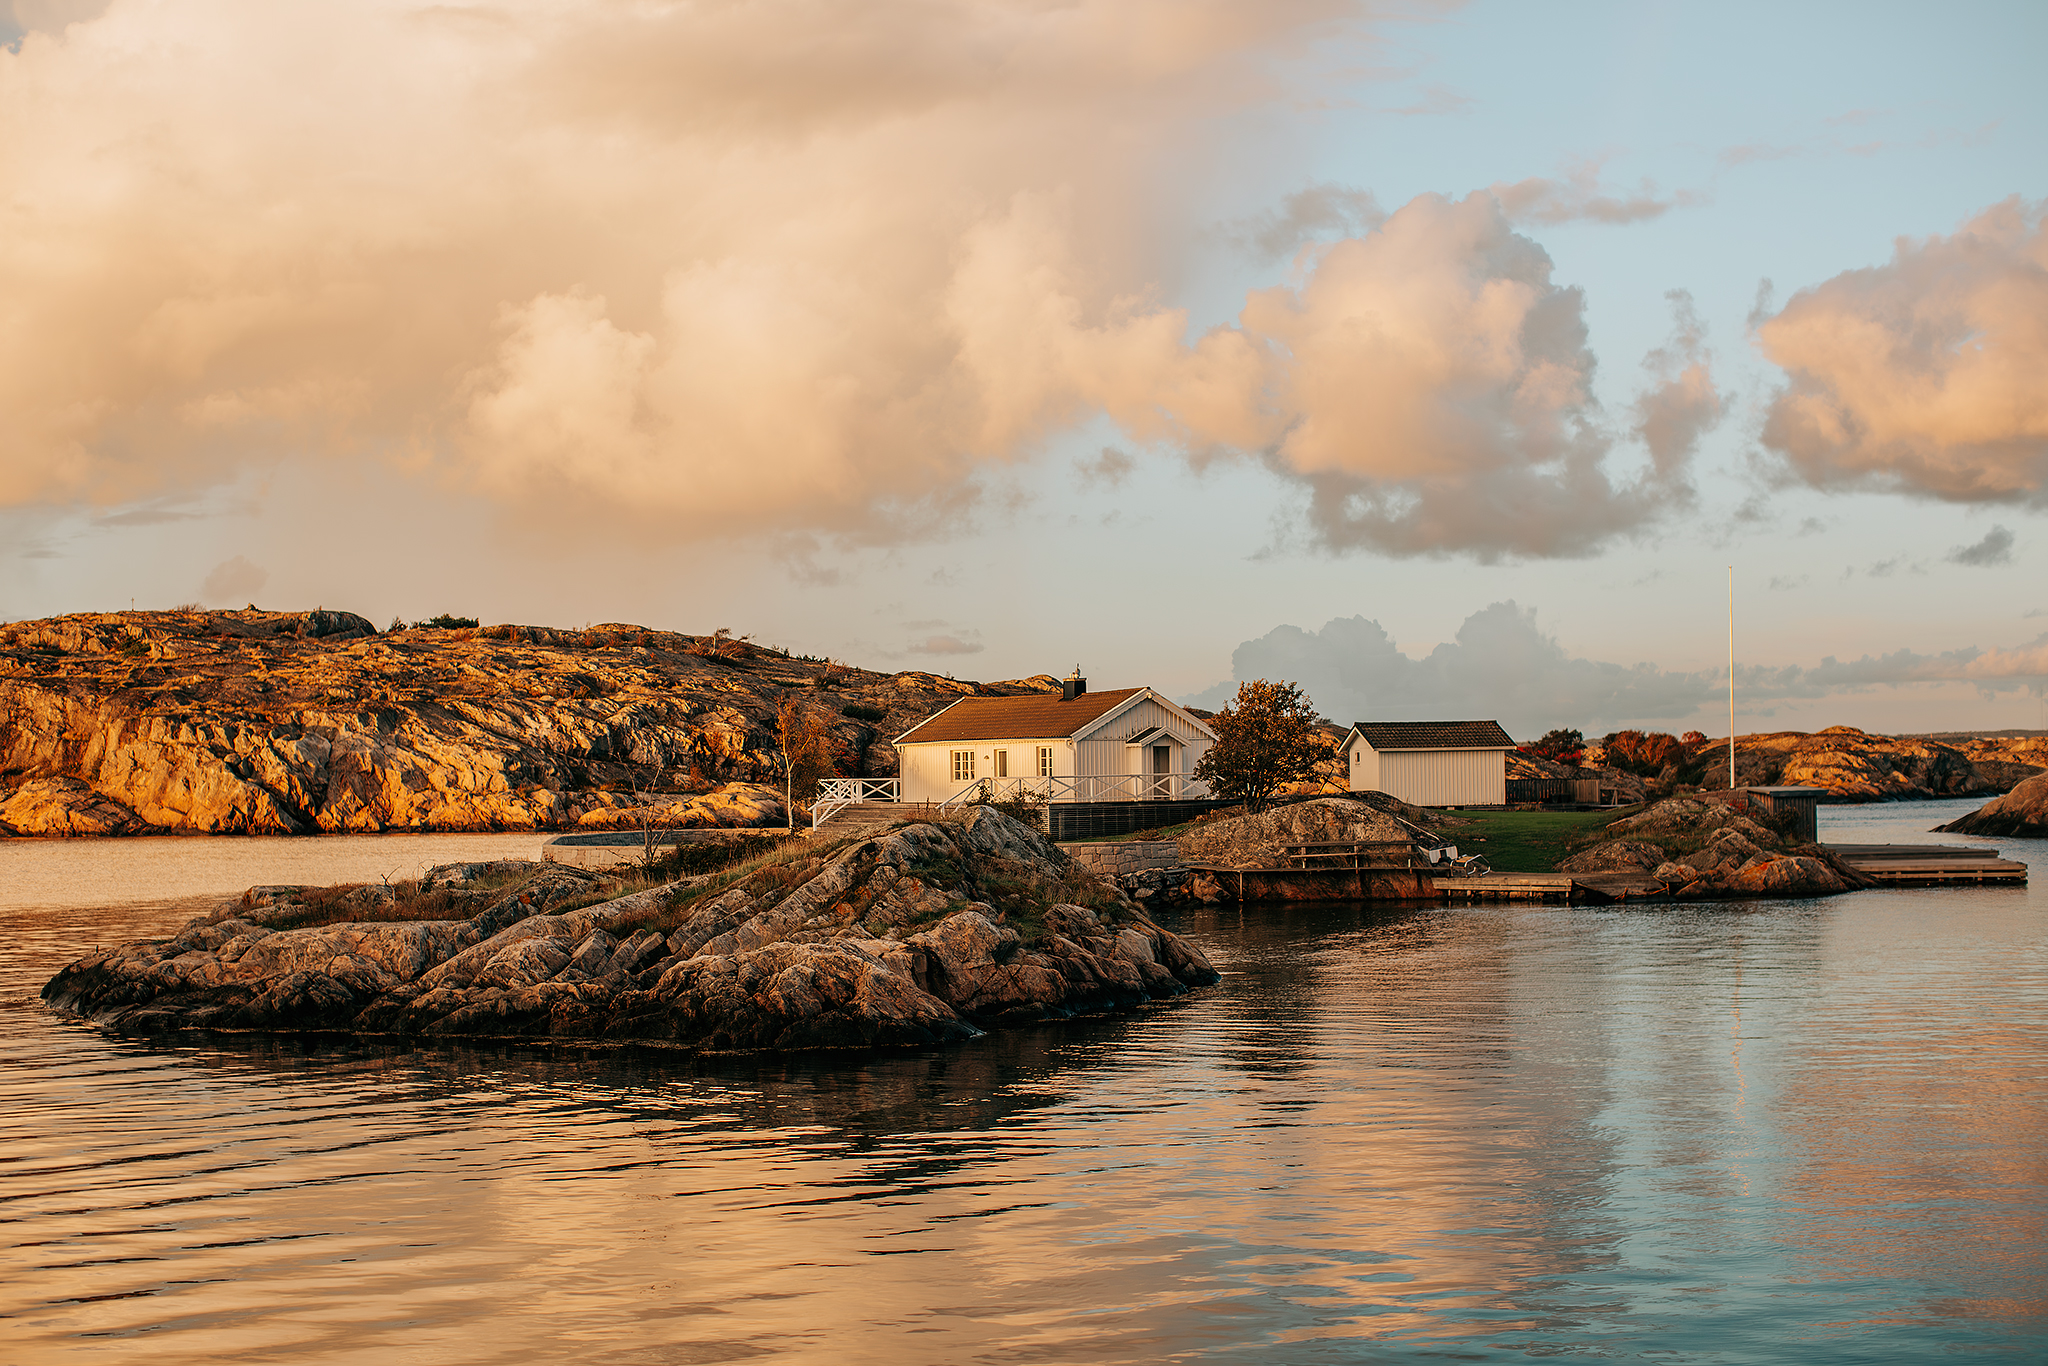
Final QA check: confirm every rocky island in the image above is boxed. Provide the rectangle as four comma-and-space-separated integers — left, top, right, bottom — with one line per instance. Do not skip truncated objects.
42, 808, 1220, 1050
1935, 773, 2048, 837
1553, 795, 1870, 900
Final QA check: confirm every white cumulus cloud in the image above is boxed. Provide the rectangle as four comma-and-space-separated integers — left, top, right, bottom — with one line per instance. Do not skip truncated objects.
1756, 197, 2048, 503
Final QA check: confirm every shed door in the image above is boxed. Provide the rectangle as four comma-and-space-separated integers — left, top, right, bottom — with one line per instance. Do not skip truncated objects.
1150, 744, 1171, 797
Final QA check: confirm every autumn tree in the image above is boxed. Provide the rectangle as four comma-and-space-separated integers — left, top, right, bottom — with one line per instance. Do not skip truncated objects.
1599, 730, 1685, 777
1522, 728, 1587, 767
775, 695, 836, 831
1191, 679, 1326, 809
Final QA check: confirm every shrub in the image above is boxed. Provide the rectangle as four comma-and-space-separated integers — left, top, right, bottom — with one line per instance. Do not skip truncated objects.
420, 614, 480, 630
840, 703, 888, 722
1599, 730, 1685, 776
1523, 728, 1585, 766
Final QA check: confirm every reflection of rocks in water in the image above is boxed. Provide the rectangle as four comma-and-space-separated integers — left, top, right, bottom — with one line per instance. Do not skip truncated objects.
156, 1011, 1135, 1143
43, 809, 1219, 1057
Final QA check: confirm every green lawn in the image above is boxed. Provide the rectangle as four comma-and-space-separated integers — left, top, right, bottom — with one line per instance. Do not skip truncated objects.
1448, 809, 1626, 872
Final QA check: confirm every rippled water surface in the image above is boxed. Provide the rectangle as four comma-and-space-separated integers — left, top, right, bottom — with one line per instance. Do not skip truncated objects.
4, 803, 2043, 1362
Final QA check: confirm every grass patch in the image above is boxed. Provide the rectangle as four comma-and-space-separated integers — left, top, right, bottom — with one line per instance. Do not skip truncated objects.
231, 866, 543, 931
1452, 808, 1632, 872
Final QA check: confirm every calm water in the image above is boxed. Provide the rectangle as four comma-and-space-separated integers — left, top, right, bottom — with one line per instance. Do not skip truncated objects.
2, 803, 2042, 1363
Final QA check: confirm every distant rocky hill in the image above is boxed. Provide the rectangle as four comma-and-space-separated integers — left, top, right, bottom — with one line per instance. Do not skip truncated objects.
0, 608, 1058, 837
1514, 725, 2046, 803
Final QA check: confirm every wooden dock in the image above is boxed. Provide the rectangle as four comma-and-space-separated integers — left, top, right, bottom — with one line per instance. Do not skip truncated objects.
1435, 872, 1581, 903
1827, 844, 2028, 886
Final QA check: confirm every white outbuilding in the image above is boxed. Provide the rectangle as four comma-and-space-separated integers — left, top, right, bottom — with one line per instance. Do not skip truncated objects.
1342, 720, 1516, 807
892, 674, 1216, 805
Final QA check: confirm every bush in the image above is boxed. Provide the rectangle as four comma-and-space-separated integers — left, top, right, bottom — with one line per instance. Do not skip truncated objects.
840, 703, 889, 722
419, 614, 480, 630
1523, 728, 1585, 766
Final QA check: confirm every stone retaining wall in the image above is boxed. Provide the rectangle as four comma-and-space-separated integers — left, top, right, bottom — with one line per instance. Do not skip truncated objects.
1059, 840, 1182, 878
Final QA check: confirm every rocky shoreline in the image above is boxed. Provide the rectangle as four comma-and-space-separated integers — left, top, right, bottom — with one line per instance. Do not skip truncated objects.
1553, 795, 1870, 900
1935, 773, 2048, 837
42, 808, 1220, 1051
6, 608, 2044, 840
1, 608, 1059, 839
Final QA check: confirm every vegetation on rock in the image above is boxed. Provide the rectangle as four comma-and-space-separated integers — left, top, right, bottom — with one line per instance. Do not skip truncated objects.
0, 608, 1061, 837
41, 808, 1220, 1050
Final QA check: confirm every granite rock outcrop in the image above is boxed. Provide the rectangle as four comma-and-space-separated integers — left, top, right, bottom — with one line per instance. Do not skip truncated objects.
42, 807, 1220, 1049
1560, 796, 1867, 900
1934, 773, 2048, 837
1173, 796, 1422, 871
1, 608, 1059, 837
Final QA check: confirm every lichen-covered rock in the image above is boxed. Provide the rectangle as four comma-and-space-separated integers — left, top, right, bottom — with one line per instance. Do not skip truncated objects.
42, 807, 1220, 1053
1935, 773, 2048, 837
0, 608, 1063, 837
1556, 840, 1666, 874
1557, 795, 1860, 902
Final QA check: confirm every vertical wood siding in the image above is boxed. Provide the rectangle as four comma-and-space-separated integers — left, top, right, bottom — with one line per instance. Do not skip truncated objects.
1076, 694, 1213, 777
1370, 749, 1505, 806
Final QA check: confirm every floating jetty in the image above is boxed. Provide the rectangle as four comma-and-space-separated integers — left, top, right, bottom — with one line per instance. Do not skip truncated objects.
1183, 843, 2026, 906
1828, 844, 2029, 886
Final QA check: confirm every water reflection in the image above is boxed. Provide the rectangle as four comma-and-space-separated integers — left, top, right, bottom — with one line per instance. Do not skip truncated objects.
4, 825, 2045, 1361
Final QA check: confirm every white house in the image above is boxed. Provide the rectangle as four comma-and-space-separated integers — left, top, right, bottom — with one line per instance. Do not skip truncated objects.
1343, 720, 1515, 807
892, 674, 1217, 804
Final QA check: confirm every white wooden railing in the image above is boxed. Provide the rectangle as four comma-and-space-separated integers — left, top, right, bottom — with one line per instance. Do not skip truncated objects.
936, 774, 1211, 809
813, 773, 1212, 826
811, 777, 899, 826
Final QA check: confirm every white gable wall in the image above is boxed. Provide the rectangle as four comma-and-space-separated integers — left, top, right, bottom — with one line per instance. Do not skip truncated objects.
1076, 693, 1213, 778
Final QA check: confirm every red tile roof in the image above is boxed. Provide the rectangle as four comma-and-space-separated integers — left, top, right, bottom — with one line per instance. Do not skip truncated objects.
896, 688, 1148, 744
1350, 720, 1516, 751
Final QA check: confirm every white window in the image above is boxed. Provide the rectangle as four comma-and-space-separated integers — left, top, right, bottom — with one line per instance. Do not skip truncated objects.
1037, 746, 1054, 777
951, 750, 975, 782
994, 749, 1008, 778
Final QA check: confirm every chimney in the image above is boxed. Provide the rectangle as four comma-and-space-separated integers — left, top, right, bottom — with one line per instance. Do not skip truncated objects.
1062, 666, 1087, 702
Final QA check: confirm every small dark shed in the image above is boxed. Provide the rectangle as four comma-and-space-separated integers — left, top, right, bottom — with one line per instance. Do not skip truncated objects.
1736, 786, 1826, 842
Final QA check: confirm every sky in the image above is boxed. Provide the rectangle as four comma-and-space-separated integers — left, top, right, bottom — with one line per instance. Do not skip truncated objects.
2, 0, 2044, 739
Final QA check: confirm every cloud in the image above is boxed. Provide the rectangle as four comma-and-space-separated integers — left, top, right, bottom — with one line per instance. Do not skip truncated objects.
1946, 524, 2015, 567
1802, 636, 2048, 687
1490, 159, 1705, 225
1230, 183, 1384, 261
201, 554, 266, 603
906, 634, 983, 657
1074, 447, 1136, 489
1188, 604, 2048, 737
1233, 226, 1719, 557
1755, 197, 2048, 503
0, 0, 1426, 542
0, 2, 1725, 564
1183, 603, 1720, 737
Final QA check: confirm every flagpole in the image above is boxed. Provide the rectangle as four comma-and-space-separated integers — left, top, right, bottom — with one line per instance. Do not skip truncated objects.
1727, 566, 1735, 790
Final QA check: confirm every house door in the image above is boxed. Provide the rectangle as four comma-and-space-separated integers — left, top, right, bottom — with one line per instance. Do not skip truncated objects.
1150, 744, 1171, 798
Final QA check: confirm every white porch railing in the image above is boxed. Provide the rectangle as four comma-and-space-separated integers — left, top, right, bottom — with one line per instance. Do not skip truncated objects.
936, 774, 1211, 809
811, 777, 899, 827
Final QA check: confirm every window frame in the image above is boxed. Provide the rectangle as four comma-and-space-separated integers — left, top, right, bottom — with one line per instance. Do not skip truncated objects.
1036, 746, 1055, 778
950, 749, 976, 782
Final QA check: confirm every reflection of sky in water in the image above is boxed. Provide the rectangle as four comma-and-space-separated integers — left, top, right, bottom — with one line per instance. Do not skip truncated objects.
2, 799, 2042, 1362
